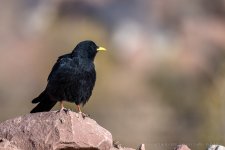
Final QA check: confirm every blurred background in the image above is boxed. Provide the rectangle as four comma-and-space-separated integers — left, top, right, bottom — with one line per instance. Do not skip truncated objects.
1, 0, 225, 149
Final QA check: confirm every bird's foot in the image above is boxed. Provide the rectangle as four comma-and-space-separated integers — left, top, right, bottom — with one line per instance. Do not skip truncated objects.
56, 108, 70, 114
78, 111, 90, 118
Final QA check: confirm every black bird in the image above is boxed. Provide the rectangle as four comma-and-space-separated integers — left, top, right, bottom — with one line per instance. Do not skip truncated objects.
30, 40, 106, 114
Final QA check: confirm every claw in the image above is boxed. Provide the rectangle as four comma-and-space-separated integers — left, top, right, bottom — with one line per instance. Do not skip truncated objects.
56, 108, 70, 113
79, 111, 89, 118
56, 101, 70, 114
62, 108, 70, 113
76, 105, 89, 118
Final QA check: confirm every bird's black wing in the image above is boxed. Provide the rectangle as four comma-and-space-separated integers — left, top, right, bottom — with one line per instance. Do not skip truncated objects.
47, 53, 71, 81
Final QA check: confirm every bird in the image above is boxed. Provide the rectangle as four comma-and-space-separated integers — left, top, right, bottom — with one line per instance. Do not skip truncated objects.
30, 40, 106, 116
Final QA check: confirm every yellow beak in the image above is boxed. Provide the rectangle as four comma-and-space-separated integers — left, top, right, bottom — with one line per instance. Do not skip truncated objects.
97, 46, 106, 51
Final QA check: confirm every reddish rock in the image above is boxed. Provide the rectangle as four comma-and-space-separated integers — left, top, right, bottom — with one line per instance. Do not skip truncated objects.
111, 142, 145, 150
0, 111, 113, 150
174, 144, 191, 150
110, 148, 135, 150
0, 138, 20, 150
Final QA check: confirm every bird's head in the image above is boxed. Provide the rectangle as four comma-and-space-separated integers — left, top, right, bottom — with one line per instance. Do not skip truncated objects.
72, 40, 106, 61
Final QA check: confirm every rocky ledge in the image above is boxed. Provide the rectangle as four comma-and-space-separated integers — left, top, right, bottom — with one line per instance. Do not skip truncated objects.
0, 111, 143, 150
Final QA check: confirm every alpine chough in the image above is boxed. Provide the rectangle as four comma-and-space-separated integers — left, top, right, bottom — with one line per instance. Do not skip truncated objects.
30, 40, 106, 114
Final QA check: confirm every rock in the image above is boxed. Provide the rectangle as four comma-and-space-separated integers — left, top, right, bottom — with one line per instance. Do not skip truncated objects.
110, 141, 145, 150
174, 144, 191, 150
111, 141, 138, 150
111, 141, 135, 150
207, 145, 225, 150
0, 138, 20, 150
110, 148, 134, 150
137, 144, 145, 150
0, 111, 113, 150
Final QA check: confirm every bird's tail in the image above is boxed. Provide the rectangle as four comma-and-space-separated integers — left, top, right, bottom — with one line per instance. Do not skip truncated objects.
30, 90, 57, 113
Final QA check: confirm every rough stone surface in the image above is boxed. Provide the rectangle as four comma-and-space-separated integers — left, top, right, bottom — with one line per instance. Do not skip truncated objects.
208, 145, 225, 150
110, 148, 135, 150
137, 144, 145, 150
110, 142, 145, 150
0, 111, 113, 150
0, 138, 20, 150
174, 144, 191, 150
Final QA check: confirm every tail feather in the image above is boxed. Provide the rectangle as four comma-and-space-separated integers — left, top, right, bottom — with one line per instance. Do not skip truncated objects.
32, 91, 46, 103
30, 90, 57, 113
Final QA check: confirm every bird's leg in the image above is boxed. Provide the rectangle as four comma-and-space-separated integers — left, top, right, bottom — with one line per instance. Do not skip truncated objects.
76, 105, 89, 118
57, 101, 69, 113
60, 101, 65, 111
77, 105, 81, 113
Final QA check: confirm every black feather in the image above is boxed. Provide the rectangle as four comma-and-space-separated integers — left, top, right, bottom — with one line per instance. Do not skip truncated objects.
30, 90, 57, 113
